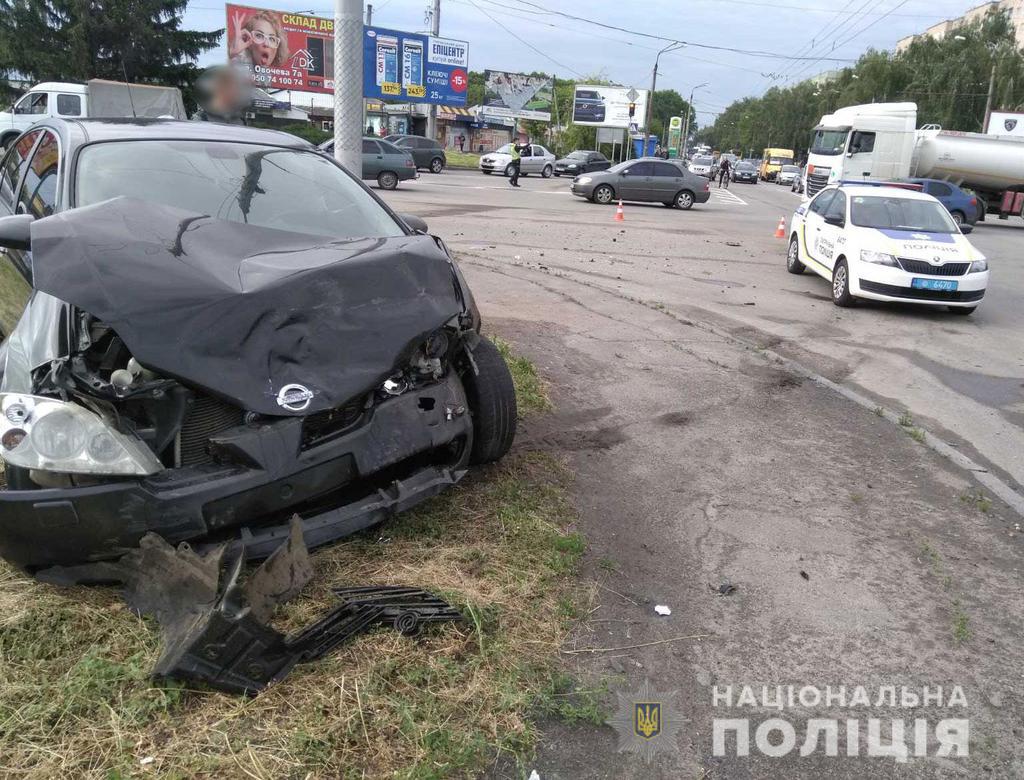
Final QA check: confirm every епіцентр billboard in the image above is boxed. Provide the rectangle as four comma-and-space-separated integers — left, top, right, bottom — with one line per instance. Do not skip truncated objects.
572, 85, 649, 129
225, 5, 468, 104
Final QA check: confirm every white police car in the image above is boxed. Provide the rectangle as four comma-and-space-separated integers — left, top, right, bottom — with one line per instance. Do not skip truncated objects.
787, 182, 989, 314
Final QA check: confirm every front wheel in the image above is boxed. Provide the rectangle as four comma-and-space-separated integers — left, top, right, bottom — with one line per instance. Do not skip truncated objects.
429, 157, 444, 174
504, 163, 515, 177
948, 306, 977, 315
950, 210, 965, 227
675, 190, 695, 210
541, 164, 553, 178
832, 258, 855, 307
593, 184, 615, 205
377, 171, 399, 190
786, 235, 805, 274
463, 337, 518, 464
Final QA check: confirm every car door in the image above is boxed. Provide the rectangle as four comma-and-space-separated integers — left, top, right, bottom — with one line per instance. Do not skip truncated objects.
803, 189, 835, 266
617, 161, 653, 200
379, 140, 410, 175
650, 161, 684, 202
0, 129, 46, 339
533, 145, 551, 173
411, 138, 430, 168
846, 131, 876, 179
813, 190, 846, 272
362, 138, 383, 178
590, 153, 610, 172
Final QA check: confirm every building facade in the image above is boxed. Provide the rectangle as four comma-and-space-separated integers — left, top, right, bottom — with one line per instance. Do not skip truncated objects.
895, 0, 1024, 52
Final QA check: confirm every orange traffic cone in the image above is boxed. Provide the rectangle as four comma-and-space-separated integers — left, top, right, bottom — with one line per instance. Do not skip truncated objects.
615, 200, 625, 221
774, 216, 786, 238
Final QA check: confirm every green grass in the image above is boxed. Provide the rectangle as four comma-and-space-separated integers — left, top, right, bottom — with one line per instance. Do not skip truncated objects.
952, 601, 972, 644
959, 488, 993, 513
898, 411, 914, 427
0, 345, 586, 778
446, 150, 483, 168
493, 336, 553, 415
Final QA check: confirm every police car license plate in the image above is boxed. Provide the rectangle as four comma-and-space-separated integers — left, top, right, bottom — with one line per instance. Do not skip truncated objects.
912, 278, 958, 292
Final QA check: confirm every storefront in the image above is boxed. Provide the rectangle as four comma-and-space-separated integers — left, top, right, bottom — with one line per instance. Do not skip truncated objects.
438, 107, 514, 153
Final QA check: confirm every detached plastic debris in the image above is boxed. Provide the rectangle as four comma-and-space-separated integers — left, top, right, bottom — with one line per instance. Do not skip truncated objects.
654, 605, 672, 616
44, 516, 463, 695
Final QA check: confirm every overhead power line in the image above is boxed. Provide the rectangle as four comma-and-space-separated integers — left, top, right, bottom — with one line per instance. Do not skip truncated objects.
463, 0, 586, 77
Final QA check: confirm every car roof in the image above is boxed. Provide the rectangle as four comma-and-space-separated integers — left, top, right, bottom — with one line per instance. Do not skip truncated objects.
38, 118, 311, 152
821, 183, 936, 202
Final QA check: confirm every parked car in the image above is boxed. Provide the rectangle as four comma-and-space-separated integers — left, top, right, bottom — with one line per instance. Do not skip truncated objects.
777, 164, 801, 186
554, 150, 611, 176
786, 182, 988, 314
569, 157, 711, 210
688, 155, 715, 177
731, 161, 758, 184
0, 118, 517, 573
892, 178, 979, 226
383, 134, 447, 174
319, 137, 417, 189
573, 89, 606, 123
478, 143, 556, 177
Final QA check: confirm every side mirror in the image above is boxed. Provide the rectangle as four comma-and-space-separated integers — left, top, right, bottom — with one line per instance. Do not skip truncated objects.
399, 213, 429, 234
824, 213, 844, 227
0, 214, 33, 250
960, 223, 973, 234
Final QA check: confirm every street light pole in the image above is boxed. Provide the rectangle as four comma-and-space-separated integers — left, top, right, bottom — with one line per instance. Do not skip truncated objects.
333, 0, 363, 176
983, 60, 996, 133
681, 82, 707, 159
643, 42, 684, 156
426, 0, 441, 140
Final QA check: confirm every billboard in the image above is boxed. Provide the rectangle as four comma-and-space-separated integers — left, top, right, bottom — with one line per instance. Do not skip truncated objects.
225, 5, 469, 104
483, 70, 553, 121
226, 5, 335, 92
572, 85, 649, 129
363, 27, 469, 105
988, 110, 1024, 136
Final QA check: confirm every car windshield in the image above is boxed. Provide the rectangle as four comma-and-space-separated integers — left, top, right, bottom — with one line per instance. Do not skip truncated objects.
850, 195, 958, 233
694, 156, 713, 165
76, 140, 405, 240
735, 163, 755, 171
810, 129, 848, 155
782, 165, 800, 173
769, 157, 792, 165
494, 143, 513, 154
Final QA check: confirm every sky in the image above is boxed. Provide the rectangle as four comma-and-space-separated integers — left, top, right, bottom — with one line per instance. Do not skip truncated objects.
183, 0, 991, 124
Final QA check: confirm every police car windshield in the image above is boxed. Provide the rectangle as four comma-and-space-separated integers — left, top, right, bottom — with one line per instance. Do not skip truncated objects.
694, 156, 713, 165
850, 195, 958, 234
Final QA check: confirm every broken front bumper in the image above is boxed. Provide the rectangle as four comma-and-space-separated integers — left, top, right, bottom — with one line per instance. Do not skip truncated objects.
0, 373, 472, 573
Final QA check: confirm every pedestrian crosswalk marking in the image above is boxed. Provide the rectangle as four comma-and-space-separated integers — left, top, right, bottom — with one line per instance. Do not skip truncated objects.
709, 188, 748, 206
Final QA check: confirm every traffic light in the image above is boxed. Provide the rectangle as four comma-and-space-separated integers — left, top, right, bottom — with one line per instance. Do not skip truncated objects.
628, 102, 636, 118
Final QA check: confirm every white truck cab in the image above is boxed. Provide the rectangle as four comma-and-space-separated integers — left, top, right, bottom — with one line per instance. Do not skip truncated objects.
805, 103, 917, 198
0, 83, 88, 148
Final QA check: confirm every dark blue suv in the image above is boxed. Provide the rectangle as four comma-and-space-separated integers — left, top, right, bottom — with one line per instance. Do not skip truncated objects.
898, 178, 979, 227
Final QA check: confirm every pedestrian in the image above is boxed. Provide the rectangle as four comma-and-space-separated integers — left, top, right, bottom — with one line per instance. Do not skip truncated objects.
378, 125, 387, 138
718, 156, 731, 189
655, 143, 662, 158
508, 139, 523, 187
458, 133, 466, 152
366, 123, 374, 136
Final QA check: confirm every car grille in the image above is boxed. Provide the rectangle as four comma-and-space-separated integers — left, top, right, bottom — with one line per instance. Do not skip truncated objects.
301, 395, 367, 448
179, 395, 245, 466
859, 280, 985, 302
896, 258, 970, 276
807, 170, 830, 196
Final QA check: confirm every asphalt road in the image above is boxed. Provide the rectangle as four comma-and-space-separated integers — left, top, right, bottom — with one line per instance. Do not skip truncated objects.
382, 167, 1024, 495
375, 167, 1024, 778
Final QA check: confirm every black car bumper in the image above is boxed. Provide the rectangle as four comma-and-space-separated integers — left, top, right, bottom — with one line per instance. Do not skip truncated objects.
0, 374, 472, 572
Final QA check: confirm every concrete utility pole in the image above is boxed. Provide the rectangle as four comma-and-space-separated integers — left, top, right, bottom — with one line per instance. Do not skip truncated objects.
426, 0, 440, 140
681, 82, 707, 160
643, 41, 684, 156
333, 0, 363, 176
983, 60, 996, 133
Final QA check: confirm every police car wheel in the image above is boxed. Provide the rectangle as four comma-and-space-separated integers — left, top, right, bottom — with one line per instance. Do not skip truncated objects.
832, 259, 855, 307
948, 306, 976, 315
786, 236, 805, 275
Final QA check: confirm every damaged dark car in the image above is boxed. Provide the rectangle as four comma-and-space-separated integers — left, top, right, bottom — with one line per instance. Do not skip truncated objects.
0, 119, 516, 577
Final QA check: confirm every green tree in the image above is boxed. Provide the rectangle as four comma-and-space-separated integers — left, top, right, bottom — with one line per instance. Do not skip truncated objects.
0, 0, 220, 106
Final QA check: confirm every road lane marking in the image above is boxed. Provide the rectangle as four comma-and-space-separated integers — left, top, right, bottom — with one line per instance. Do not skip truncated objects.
709, 188, 748, 206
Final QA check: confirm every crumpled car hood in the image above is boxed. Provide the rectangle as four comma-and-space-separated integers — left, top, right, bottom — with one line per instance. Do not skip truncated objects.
28, 197, 465, 416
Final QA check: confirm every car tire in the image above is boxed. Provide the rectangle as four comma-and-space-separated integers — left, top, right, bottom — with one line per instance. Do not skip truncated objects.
948, 306, 977, 315
832, 258, 855, 307
377, 171, 399, 190
786, 235, 805, 274
429, 157, 444, 174
464, 337, 517, 465
675, 190, 695, 210
542, 164, 553, 178
593, 184, 615, 205
504, 164, 515, 177
554, 172, 561, 177
950, 210, 965, 227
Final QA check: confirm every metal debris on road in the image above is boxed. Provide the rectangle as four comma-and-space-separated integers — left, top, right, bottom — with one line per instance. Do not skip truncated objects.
654, 604, 672, 616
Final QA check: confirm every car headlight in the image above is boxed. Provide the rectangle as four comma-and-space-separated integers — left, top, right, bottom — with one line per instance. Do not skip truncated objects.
567, 163, 577, 168
0, 393, 162, 476
860, 250, 898, 267
577, 176, 593, 184
969, 258, 988, 273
